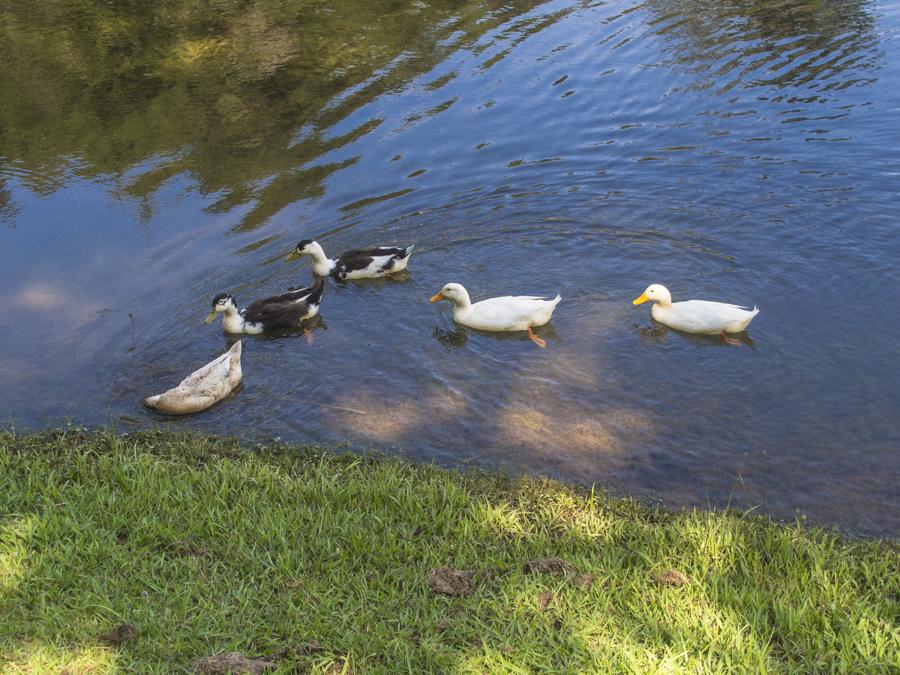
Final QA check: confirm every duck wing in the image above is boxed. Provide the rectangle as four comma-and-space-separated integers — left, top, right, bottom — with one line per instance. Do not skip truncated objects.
467, 295, 560, 329
179, 352, 230, 390
145, 342, 242, 414
669, 300, 756, 333
482, 295, 558, 316
341, 246, 410, 259
378, 244, 414, 272
243, 280, 324, 329
336, 247, 410, 276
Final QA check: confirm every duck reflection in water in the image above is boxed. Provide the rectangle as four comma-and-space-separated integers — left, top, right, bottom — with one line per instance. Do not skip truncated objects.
221, 314, 326, 349
635, 322, 756, 349
432, 324, 560, 351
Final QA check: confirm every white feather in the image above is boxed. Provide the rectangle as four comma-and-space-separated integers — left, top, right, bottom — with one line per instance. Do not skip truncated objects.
653, 300, 759, 334
143, 341, 242, 415
635, 284, 759, 335
436, 283, 561, 332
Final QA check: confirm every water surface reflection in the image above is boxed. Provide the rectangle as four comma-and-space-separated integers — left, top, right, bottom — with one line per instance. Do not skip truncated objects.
1, 0, 898, 536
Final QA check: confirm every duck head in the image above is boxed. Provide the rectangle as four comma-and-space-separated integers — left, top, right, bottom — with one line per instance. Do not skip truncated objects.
430, 283, 471, 308
285, 239, 321, 262
206, 293, 237, 324
633, 284, 672, 307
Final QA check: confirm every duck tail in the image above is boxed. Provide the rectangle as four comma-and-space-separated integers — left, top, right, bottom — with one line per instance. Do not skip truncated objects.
737, 306, 760, 331
403, 244, 415, 258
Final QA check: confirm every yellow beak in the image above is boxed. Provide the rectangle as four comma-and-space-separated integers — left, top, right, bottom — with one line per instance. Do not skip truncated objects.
284, 250, 301, 262
204, 310, 218, 324
632, 293, 649, 306
430, 292, 445, 303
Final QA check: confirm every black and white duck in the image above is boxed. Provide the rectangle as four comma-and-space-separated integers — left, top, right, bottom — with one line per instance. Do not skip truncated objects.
205, 278, 325, 334
285, 239, 414, 280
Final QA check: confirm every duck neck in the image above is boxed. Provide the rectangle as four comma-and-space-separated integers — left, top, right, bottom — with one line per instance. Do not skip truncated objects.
222, 306, 245, 333
307, 243, 335, 276
650, 301, 671, 323
450, 290, 472, 316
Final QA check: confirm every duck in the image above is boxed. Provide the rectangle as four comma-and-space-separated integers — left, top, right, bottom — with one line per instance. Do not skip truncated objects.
430, 282, 561, 348
285, 239, 414, 280
632, 284, 759, 344
205, 278, 324, 335
144, 341, 242, 415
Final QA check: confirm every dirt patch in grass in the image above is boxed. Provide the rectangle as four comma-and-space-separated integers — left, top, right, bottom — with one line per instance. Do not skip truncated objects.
538, 590, 555, 611
426, 566, 474, 597
571, 573, 594, 589
296, 639, 325, 654
523, 557, 575, 576
191, 651, 275, 674
180, 542, 203, 557
653, 569, 687, 586
325, 658, 353, 674
97, 623, 137, 646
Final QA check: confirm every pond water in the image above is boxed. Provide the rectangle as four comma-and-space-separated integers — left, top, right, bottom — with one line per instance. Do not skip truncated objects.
2, 0, 898, 536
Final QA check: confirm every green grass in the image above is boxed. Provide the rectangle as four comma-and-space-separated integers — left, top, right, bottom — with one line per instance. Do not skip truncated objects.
0, 429, 897, 674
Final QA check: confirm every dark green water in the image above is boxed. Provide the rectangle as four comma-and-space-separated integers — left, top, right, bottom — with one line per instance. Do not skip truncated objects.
1, 0, 898, 535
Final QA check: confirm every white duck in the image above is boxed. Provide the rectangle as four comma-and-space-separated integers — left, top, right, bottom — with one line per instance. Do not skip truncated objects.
430, 283, 561, 348
143, 341, 242, 415
633, 284, 758, 344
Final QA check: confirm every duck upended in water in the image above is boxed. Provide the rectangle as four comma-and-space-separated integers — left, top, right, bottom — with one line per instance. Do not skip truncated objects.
430, 282, 561, 348
144, 341, 242, 415
205, 278, 324, 334
285, 239, 414, 280
632, 284, 758, 343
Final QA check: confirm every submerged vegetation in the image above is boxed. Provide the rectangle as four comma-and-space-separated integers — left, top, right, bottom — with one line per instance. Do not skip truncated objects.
0, 429, 896, 673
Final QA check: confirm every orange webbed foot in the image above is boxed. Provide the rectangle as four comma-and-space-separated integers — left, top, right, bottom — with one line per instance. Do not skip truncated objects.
528, 326, 547, 349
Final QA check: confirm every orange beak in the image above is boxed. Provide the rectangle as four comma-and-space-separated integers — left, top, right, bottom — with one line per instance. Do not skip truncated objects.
632, 293, 649, 306
430, 292, 445, 303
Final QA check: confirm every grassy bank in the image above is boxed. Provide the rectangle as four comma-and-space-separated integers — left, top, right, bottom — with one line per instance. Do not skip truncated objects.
0, 430, 897, 673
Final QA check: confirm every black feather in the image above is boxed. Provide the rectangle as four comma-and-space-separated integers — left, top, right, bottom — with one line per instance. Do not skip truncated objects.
303, 276, 326, 305
382, 246, 413, 272
332, 246, 411, 279
333, 251, 374, 277
342, 246, 409, 259
241, 278, 324, 330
